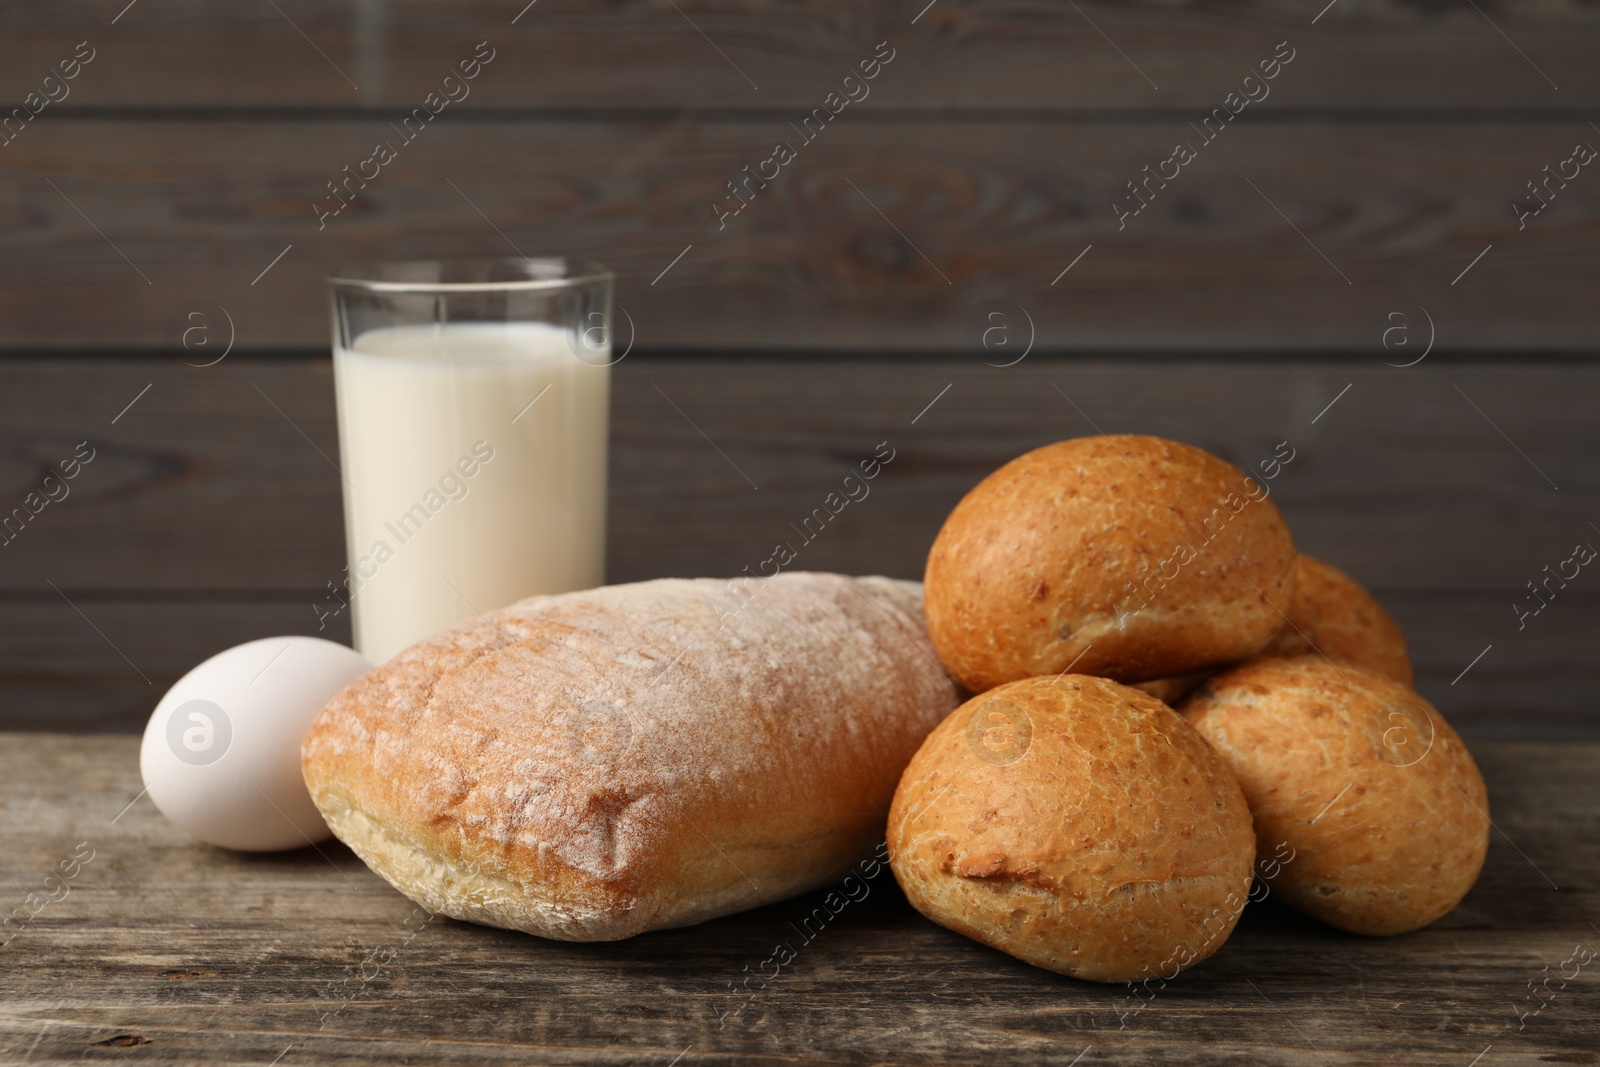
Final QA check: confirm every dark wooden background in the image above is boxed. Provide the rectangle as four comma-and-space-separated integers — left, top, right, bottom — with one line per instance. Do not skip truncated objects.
1, 0, 1596, 736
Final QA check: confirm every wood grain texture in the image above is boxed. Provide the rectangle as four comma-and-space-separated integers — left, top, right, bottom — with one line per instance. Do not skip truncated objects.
0, 356, 1594, 736
0, 599, 349, 733
0, 734, 1595, 1065
3, 0, 1599, 109
5, 594, 1594, 736
2, 357, 1593, 592
2, 119, 1597, 350
6, 593, 1597, 737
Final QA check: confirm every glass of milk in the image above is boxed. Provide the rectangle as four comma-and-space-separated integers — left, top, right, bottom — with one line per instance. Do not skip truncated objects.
327, 257, 613, 663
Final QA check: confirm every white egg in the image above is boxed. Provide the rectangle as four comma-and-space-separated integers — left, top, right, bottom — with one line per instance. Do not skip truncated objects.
139, 636, 371, 852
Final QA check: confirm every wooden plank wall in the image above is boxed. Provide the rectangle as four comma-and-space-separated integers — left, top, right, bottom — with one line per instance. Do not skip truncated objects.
0, 1, 1595, 735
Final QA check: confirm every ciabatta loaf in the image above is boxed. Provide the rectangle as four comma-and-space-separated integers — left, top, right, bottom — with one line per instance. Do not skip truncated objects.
302, 573, 958, 940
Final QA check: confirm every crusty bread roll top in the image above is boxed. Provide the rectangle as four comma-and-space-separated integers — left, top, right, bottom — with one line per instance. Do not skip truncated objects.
925, 435, 1297, 691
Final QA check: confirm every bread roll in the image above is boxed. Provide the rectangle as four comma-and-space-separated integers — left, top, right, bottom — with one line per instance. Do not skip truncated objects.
1260, 555, 1413, 685
1180, 656, 1487, 935
924, 435, 1296, 692
887, 675, 1256, 983
302, 573, 959, 941
1137, 549, 1403, 703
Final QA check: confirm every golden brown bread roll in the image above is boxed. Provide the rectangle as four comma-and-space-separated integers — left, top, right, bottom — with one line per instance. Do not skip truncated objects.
887, 675, 1256, 982
924, 435, 1297, 692
302, 573, 959, 941
1179, 656, 1488, 935
1261, 554, 1413, 685
1136, 553, 1406, 702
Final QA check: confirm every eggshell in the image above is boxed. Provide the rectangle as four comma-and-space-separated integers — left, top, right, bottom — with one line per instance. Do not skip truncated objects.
140, 637, 372, 851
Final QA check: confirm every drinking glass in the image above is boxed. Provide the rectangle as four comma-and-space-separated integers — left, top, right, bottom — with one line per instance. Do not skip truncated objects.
327, 257, 613, 662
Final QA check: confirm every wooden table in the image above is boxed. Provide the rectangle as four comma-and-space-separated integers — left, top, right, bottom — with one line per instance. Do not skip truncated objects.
2, 734, 1595, 1065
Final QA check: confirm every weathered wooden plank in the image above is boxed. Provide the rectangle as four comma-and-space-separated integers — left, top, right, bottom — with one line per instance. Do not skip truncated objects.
0, 598, 349, 732
0, 735, 1594, 1064
1, 120, 1597, 349
1, 358, 1594, 593
0, 356, 1594, 735
1386, 595, 1600, 739
1, 594, 1593, 735
3, 0, 1598, 109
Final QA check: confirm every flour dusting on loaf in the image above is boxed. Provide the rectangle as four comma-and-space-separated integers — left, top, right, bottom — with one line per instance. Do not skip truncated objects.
302, 573, 958, 940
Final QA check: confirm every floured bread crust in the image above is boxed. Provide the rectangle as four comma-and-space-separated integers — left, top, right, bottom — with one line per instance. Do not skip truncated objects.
302, 573, 959, 941
924, 435, 1297, 692
1180, 655, 1487, 935
1260, 555, 1414, 685
887, 675, 1256, 983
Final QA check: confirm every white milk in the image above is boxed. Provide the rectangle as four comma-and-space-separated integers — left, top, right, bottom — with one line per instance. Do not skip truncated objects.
332, 322, 609, 662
